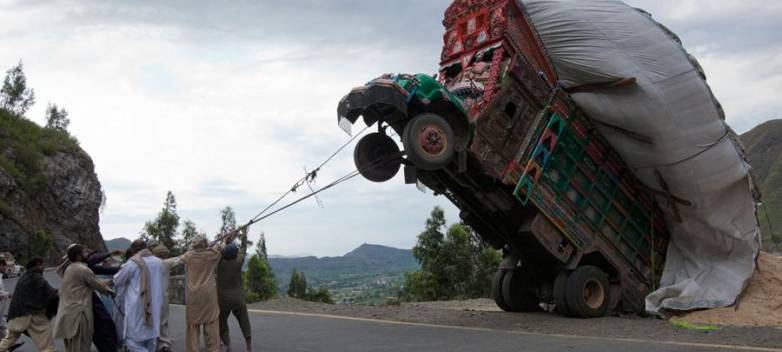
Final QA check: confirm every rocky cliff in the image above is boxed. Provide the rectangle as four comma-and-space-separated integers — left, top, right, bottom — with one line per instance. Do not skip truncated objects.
0, 109, 105, 264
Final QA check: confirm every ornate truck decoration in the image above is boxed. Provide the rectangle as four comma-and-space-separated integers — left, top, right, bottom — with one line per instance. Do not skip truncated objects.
337, 0, 670, 318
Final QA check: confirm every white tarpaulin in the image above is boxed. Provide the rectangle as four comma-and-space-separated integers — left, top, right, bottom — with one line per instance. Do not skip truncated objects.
522, 0, 761, 313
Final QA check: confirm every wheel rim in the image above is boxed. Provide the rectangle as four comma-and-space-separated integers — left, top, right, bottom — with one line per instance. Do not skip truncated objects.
583, 278, 605, 310
418, 124, 448, 157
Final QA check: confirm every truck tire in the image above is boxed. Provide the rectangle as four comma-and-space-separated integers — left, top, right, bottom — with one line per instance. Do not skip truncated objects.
492, 270, 512, 312
553, 270, 573, 317
354, 133, 402, 182
565, 266, 611, 318
402, 113, 456, 171
501, 268, 541, 312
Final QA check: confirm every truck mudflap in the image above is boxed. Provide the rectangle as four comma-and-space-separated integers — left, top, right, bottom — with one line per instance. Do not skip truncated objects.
337, 79, 409, 135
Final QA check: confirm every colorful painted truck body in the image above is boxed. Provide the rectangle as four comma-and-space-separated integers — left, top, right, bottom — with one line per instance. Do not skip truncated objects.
337, 0, 670, 317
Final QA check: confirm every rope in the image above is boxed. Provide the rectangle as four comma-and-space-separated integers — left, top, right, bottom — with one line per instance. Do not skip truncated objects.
244, 125, 371, 225
247, 171, 361, 226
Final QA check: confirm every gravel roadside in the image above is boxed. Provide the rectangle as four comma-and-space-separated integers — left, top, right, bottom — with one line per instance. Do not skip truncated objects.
248, 298, 782, 349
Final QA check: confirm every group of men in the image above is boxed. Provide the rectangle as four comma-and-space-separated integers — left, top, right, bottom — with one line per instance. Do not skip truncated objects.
0, 226, 254, 352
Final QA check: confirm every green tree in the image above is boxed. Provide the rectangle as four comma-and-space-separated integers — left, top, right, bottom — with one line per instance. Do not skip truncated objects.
307, 286, 334, 304
218, 206, 236, 236
255, 232, 268, 259
287, 269, 307, 299
400, 207, 500, 302
472, 247, 502, 297
179, 220, 198, 251
143, 191, 180, 252
44, 103, 70, 131
245, 254, 278, 302
0, 61, 35, 115
441, 223, 476, 296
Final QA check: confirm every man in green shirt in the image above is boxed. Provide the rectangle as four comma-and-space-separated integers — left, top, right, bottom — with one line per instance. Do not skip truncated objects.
217, 227, 252, 352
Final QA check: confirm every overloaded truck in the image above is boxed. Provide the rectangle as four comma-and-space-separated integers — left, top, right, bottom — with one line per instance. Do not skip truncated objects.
337, 0, 671, 318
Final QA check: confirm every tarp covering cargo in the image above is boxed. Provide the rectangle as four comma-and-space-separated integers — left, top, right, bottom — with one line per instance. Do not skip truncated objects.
522, 0, 761, 313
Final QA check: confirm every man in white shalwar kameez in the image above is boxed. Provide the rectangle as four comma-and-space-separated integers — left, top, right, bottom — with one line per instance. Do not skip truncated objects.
114, 240, 166, 352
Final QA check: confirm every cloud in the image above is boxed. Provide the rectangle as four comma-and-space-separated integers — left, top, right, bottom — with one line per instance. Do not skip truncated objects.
0, 0, 779, 256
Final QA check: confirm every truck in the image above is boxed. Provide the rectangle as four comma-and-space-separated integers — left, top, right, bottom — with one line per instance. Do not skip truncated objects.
336, 0, 670, 318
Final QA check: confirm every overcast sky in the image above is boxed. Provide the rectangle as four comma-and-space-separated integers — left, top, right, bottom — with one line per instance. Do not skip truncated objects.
1, 0, 779, 257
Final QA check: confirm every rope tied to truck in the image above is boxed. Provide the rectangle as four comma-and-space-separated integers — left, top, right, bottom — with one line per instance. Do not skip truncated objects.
213, 124, 404, 242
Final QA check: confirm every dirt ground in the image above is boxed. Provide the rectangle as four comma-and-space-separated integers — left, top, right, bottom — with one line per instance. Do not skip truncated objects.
249, 298, 782, 349
677, 252, 782, 327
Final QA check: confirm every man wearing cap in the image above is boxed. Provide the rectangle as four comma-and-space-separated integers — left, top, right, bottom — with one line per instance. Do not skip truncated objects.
57, 244, 124, 352
217, 228, 252, 352
114, 240, 166, 352
54, 244, 115, 352
0, 258, 57, 352
181, 231, 236, 352
149, 241, 184, 352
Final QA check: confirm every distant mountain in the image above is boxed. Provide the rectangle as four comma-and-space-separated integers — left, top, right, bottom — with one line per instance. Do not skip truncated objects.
105, 237, 131, 252
268, 243, 419, 303
741, 119, 782, 251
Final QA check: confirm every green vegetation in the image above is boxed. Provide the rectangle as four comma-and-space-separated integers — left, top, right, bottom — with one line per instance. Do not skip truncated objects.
307, 286, 335, 304
670, 320, 720, 332
741, 120, 782, 251
285, 268, 334, 304
0, 61, 35, 115
268, 244, 419, 305
0, 61, 78, 196
24, 230, 53, 262
245, 233, 277, 302
44, 103, 70, 131
218, 205, 237, 235
0, 109, 80, 192
287, 269, 308, 299
398, 206, 501, 302
142, 191, 181, 253
180, 220, 198, 251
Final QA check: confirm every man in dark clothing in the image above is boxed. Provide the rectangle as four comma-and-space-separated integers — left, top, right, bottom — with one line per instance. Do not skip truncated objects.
0, 258, 58, 352
217, 228, 252, 352
86, 249, 123, 352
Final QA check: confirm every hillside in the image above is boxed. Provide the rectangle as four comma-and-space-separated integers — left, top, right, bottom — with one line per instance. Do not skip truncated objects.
0, 109, 106, 263
106, 237, 132, 252
269, 244, 419, 304
741, 119, 782, 250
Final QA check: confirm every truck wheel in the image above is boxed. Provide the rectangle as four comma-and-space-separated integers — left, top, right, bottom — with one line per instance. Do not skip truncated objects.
565, 266, 611, 318
502, 268, 541, 312
354, 133, 402, 182
553, 270, 573, 317
492, 270, 512, 312
402, 113, 456, 171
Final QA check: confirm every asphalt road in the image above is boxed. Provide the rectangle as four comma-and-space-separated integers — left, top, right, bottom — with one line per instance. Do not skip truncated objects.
4, 271, 778, 352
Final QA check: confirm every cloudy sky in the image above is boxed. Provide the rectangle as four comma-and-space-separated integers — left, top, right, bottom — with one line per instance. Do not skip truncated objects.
0, 0, 779, 257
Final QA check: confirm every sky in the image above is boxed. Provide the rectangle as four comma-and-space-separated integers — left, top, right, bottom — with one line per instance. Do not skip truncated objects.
0, 0, 780, 257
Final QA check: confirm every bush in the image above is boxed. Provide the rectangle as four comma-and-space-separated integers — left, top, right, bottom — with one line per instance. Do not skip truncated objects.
306, 286, 335, 304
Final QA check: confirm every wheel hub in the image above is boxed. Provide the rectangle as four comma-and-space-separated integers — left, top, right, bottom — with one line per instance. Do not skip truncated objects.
418, 124, 447, 156
583, 278, 606, 310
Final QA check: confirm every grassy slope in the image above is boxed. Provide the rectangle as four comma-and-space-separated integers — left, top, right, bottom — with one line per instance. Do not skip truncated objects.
0, 109, 81, 231
0, 109, 80, 190
740, 119, 782, 250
